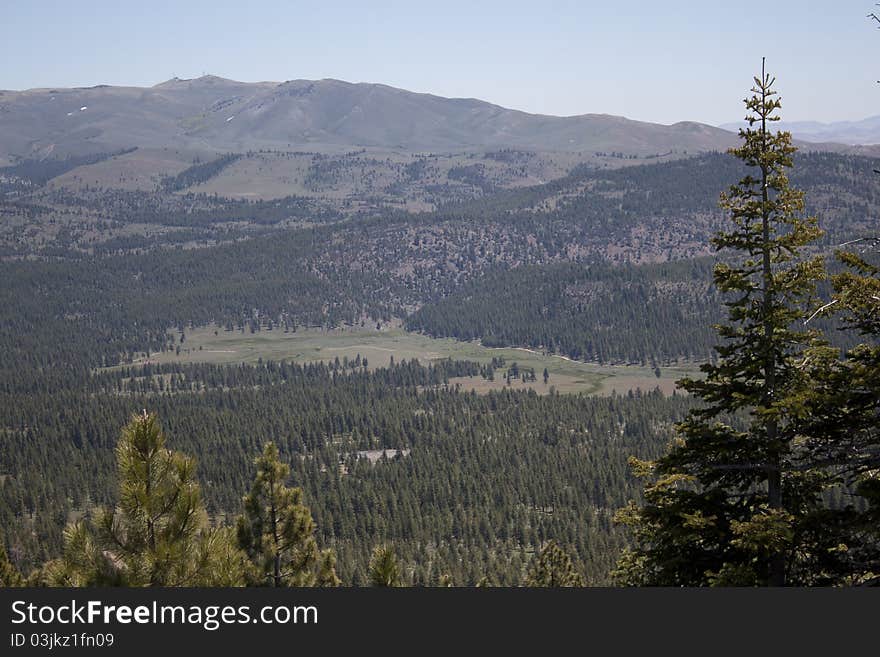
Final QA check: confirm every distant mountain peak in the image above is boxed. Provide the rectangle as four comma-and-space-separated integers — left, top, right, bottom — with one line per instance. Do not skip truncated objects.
154, 74, 243, 88
719, 115, 880, 145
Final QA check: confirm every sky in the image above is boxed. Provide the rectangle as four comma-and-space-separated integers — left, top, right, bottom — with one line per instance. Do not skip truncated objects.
2, 0, 879, 126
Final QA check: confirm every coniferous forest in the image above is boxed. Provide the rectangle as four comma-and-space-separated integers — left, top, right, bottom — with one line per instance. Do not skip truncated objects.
1, 62, 878, 589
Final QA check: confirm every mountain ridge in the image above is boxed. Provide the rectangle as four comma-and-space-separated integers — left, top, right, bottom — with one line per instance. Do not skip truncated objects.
0, 76, 741, 159
720, 114, 880, 145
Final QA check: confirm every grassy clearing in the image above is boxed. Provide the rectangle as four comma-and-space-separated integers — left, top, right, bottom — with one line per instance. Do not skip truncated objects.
126, 325, 696, 396
47, 147, 192, 192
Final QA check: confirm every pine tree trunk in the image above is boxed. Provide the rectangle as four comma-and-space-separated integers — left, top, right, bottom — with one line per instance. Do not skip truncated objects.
759, 60, 785, 586
767, 453, 785, 586
270, 467, 282, 587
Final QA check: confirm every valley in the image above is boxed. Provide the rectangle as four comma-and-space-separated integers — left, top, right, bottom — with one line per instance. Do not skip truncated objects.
1, 76, 878, 587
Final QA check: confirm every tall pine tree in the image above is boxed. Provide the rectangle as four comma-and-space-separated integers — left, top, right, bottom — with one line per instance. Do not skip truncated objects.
614, 62, 829, 586
43, 411, 248, 586
236, 442, 339, 586
0, 544, 24, 587
367, 544, 402, 587
522, 541, 585, 587
794, 247, 880, 584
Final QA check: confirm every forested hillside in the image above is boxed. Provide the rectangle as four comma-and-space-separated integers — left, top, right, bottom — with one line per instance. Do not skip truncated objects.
406, 259, 721, 364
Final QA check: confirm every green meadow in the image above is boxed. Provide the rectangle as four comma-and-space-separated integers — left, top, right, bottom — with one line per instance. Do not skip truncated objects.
129, 325, 695, 396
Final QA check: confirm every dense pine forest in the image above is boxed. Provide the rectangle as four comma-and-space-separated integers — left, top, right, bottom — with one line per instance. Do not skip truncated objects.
1, 70, 878, 586
1, 358, 698, 584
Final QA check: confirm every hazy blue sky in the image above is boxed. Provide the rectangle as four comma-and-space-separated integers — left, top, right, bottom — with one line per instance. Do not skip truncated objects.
3, 0, 878, 125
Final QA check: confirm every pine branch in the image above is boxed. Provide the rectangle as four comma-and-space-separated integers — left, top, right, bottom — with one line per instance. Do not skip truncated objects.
707, 463, 777, 472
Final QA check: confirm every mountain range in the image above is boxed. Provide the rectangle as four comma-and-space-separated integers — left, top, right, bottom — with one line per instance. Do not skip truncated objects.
720, 115, 880, 145
0, 75, 742, 161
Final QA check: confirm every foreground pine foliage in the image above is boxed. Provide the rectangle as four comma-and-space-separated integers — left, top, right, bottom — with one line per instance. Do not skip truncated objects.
32, 413, 337, 587
615, 64, 880, 586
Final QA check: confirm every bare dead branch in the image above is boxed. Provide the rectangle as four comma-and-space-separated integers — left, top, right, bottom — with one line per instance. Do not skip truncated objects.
837, 236, 880, 247
804, 299, 838, 324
